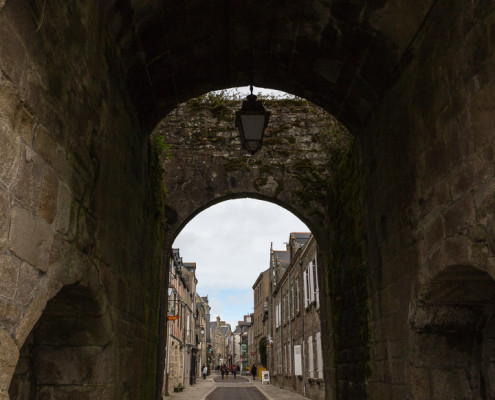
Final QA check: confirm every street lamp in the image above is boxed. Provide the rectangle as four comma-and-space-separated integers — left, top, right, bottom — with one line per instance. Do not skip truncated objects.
235, 85, 270, 154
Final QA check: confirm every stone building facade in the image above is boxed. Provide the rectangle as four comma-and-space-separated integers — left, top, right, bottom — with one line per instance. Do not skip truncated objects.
238, 315, 252, 374
252, 269, 270, 368
164, 250, 209, 395
209, 316, 231, 368
267, 233, 324, 399
195, 295, 210, 378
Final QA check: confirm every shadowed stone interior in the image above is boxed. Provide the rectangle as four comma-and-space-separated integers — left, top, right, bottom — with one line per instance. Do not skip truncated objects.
1, 0, 495, 399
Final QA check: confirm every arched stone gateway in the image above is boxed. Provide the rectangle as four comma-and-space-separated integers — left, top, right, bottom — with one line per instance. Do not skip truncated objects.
156, 96, 350, 247
0, 0, 495, 399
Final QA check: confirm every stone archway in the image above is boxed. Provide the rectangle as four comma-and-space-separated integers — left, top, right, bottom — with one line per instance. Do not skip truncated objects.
154, 95, 351, 249
9, 282, 114, 399
1, 1, 495, 399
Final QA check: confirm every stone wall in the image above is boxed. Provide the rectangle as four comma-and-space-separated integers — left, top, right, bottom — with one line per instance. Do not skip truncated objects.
0, 2, 165, 399
361, 2, 495, 399
1, 0, 495, 399
155, 96, 350, 250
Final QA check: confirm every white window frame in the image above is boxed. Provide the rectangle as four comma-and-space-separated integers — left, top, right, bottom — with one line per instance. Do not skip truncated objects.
284, 344, 288, 373
290, 285, 294, 318
289, 341, 292, 374
308, 336, 314, 378
308, 261, 315, 303
294, 345, 302, 376
296, 278, 300, 312
316, 332, 323, 379
313, 257, 320, 309
303, 269, 309, 308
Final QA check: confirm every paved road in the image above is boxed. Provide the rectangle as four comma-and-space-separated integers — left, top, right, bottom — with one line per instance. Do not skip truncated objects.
206, 387, 268, 400
164, 372, 309, 400
213, 376, 250, 383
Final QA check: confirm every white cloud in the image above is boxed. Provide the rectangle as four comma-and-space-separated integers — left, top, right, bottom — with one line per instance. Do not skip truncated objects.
173, 199, 309, 321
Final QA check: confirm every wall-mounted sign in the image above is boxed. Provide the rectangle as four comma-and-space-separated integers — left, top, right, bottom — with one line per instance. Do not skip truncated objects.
167, 315, 180, 321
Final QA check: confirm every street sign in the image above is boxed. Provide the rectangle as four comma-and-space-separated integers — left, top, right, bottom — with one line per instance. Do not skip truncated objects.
261, 371, 270, 385
167, 315, 180, 321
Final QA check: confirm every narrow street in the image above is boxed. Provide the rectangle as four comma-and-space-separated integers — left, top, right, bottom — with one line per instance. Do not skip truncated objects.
206, 387, 267, 400
164, 371, 308, 400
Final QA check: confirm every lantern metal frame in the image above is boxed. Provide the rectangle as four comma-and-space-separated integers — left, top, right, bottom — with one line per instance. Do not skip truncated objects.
235, 85, 270, 154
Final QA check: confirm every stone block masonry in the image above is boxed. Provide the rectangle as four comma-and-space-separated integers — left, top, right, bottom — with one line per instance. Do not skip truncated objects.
1, 0, 495, 399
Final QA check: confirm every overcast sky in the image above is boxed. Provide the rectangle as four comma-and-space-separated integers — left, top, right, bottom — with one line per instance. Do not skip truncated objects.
172, 198, 309, 328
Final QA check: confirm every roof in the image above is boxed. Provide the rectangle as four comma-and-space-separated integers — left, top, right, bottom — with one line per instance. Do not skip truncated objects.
183, 262, 196, 272
274, 250, 290, 264
291, 232, 311, 246
221, 325, 231, 338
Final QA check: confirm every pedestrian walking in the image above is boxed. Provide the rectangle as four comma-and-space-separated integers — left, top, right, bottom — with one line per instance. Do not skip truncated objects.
202, 364, 207, 380
251, 364, 257, 380
221, 365, 225, 379
232, 364, 237, 379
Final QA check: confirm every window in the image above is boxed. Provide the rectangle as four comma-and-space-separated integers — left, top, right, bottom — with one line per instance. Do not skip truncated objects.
286, 289, 290, 320
314, 257, 320, 309
304, 258, 320, 308
308, 336, 314, 378
296, 278, 300, 312
282, 295, 286, 323
289, 341, 292, 374
284, 344, 288, 373
294, 345, 302, 376
303, 269, 309, 308
308, 261, 315, 303
290, 285, 294, 318
316, 332, 323, 379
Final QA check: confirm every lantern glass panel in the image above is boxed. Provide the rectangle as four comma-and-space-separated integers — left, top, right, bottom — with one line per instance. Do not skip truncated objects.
240, 114, 266, 140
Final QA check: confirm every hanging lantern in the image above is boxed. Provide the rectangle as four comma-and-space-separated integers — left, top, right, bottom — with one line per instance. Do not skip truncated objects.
235, 85, 270, 154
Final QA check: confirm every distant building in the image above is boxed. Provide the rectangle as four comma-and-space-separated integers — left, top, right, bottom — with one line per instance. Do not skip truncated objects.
252, 269, 270, 368
164, 250, 210, 395
209, 316, 231, 367
261, 233, 325, 399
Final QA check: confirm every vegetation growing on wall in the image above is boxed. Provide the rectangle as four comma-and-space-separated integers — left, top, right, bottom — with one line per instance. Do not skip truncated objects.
155, 90, 366, 398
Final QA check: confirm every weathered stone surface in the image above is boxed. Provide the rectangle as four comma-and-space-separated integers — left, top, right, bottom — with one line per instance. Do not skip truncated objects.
0, 119, 19, 187
8, 205, 54, 272
0, 71, 20, 127
12, 145, 45, 212
34, 344, 115, 385
0, 255, 21, 301
13, 106, 34, 145
39, 166, 58, 224
2, 0, 495, 399
53, 182, 73, 236
14, 262, 41, 306
0, 298, 22, 327
0, 190, 9, 251
156, 98, 348, 245
0, 330, 19, 396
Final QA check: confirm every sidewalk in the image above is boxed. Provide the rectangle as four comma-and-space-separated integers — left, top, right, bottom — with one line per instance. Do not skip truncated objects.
163, 373, 309, 400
